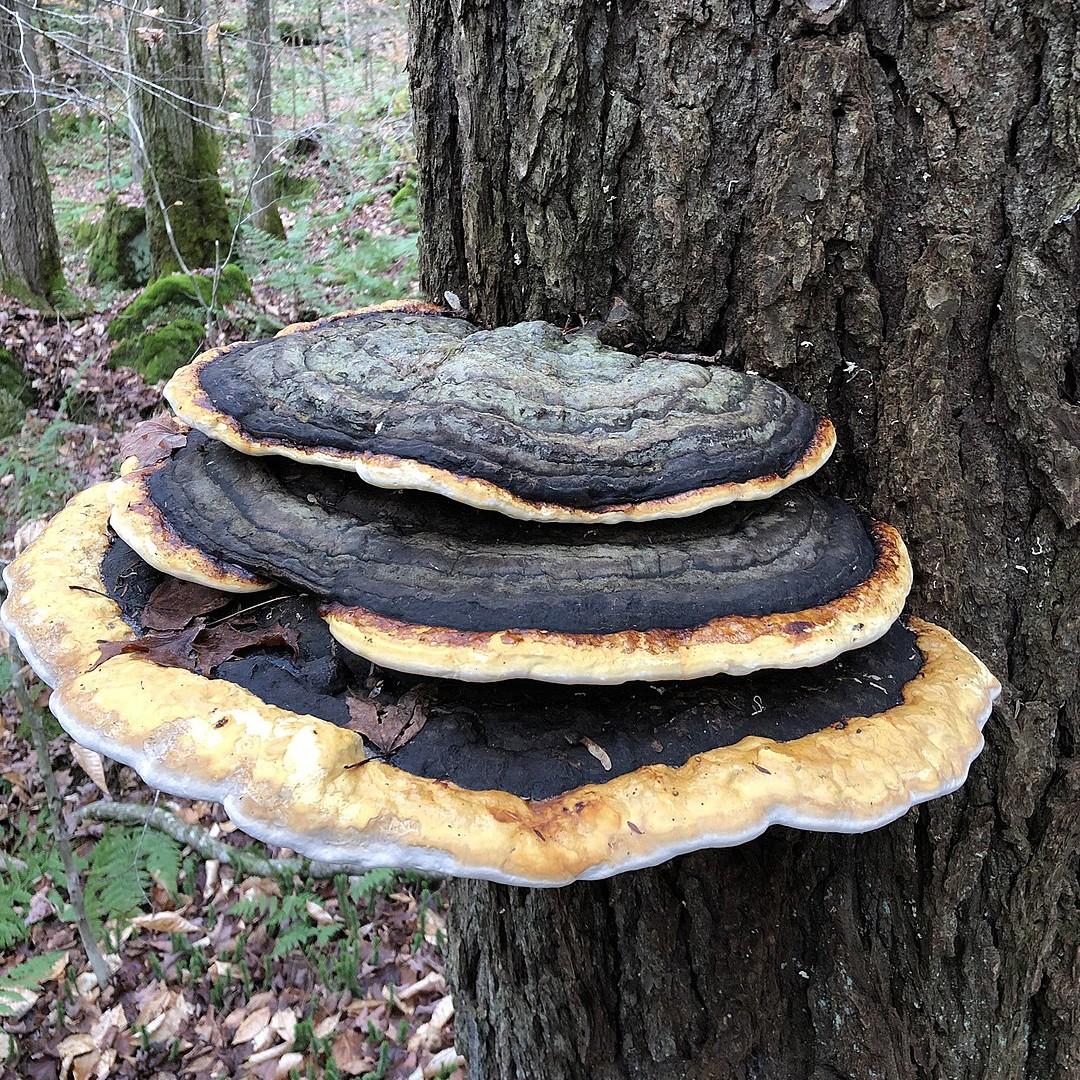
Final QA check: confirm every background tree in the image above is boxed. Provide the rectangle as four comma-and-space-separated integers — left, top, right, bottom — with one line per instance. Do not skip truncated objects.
246, 0, 284, 238
410, 0, 1080, 1076
127, 0, 231, 277
0, 0, 63, 306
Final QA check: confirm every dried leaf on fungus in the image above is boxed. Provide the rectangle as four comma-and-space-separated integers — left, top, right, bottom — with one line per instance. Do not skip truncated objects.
345, 689, 430, 753
140, 577, 231, 631
91, 624, 203, 673
117, 415, 188, 469
190, 622, 300, 675
91, 620, 300, 676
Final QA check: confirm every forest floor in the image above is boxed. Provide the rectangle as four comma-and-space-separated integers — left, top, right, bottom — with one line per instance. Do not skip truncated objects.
0, 7, 465, 1078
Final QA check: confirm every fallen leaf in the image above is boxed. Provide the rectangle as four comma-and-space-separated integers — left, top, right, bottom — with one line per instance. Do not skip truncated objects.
140, 577, 231, 631
581, 736, 612, 770
424, 1047, 465, 1078
117, 415, 187, 469
233, 1004, 273, 1046
305, 899, 337, 926
346, 689, 430, 753
13, 518, 47, 555
0, 986, 38, 1020
313, 1014, 340, 1039
331, 1029, 374, 1075
191, 621, 300, 675
56, 1033, 97, 1059
270, 1006, 298, 1046
394, 971, 445, 1002
275, 1052, 305, 1077
89, 619, 299, 677
24, 885, 57, 926
69, 742, 110, 796
135, 987, 191, 1045
130, 911, 200, 934
90, 623, 202, 674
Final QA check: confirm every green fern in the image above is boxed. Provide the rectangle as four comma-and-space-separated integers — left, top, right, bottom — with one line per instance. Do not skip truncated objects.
0, 813, 65, 951
83, 826, 183, 926
0, 878, 32, 952
0, 951, 66, 1017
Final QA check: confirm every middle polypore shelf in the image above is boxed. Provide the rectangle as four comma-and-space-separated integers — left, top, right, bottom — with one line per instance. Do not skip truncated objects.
108, 431, 912, 683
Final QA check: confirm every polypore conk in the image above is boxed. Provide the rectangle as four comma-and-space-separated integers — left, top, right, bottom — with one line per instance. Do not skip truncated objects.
2, 485, 1000, 886
108, 431, 913, 683
164, 302, 836, 524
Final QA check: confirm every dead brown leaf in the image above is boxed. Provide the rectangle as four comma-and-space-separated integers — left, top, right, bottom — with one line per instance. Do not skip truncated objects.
69, 742, 110, 796
117, 414, 187, 469
331, 1028, 374, 1075
90, 623, 202, 674
140, 577, 231, 631
90, 619, 299, 677
130, 911, 200, 935
346, 689, 430, 753
232, 1004, 273, 1046
190, 621, 300, 675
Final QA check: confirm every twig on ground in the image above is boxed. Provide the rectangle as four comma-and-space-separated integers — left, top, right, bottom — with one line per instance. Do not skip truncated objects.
75, 800, 365, 880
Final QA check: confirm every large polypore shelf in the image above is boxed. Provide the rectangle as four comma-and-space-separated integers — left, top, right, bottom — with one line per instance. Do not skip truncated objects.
108, 432, 913, 683
2, 485, 1000, 886
164, 304, 836, 524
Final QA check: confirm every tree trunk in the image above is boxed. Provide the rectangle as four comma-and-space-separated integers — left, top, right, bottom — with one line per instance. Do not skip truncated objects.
246, 0, 284, 238
16, 1, 48, 138
0, 1, 63, 306
128, 0, 231, 277
409, 1, 1080, 1077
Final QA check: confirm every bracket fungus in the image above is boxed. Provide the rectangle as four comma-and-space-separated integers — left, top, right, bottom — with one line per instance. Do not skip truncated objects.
164, 304, 836, 524
108, 431, 912, 682
3, 484, 998, 886
1, 306, 1001, 885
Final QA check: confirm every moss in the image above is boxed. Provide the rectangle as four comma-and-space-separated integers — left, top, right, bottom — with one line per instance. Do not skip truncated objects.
108, 265, 251, 342
274, 170, 320, 205
87, 197, 150, 289
108, 264, 251, 382
1, 273, 50, 311
145, 129, 232, 278
390, 179, 418, 229
110, 318, 207, 383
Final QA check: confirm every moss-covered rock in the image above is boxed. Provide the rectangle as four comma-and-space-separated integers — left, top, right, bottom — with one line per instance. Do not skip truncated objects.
87, 196, 150, 289
107, 265, 252, 383
108, 265, 250, 342
110, 318, 207, 384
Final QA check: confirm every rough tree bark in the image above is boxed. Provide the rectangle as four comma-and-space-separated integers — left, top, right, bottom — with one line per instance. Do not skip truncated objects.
409, 1, 1080, 1077
246, 0, 284, 238
0, 0, 63, 306
128, 0, 231, 277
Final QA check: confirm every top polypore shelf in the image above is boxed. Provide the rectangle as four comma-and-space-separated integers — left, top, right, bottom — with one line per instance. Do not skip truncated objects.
164, 303, 835, 524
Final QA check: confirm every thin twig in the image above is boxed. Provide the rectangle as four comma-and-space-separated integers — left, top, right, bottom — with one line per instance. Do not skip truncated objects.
8, 644, 111, 988
75, 800, 365, 880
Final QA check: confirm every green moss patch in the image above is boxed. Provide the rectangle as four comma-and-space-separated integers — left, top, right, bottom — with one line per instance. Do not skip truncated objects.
108, 265, 252, 382
87, 197, 150, 289
110, 319, 208, 384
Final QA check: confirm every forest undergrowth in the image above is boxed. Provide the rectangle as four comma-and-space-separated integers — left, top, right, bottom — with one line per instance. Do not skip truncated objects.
0, 4, 461, 1077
